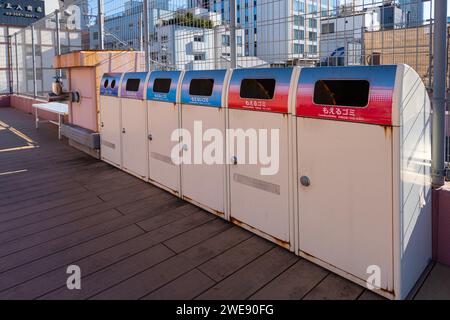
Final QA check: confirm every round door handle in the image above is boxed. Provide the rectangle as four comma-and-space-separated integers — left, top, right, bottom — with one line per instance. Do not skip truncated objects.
231, 156, 238, 165
300, 176, 311, 187
122, 128, 126, 133
101, 122, 104, 127
148, 134, 153, 141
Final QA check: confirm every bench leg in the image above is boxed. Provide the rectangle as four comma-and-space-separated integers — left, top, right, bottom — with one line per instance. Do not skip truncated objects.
58, 114, 62, 140
35, 108, 39, 129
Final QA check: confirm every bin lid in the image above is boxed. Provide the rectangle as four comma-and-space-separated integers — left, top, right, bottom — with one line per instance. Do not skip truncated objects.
180, 70, 227, 107
120, 72, 149, 100
100, 73, 121, 97
228, 68, 294, 113
296, 65, 397, 125
146, 71, 181, 103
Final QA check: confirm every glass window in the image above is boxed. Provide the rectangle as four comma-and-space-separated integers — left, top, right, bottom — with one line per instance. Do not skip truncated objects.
240, 79, 276, 100
222, 34, 230, 46
189, 79, 214, 96
313, 80, 370, 107
126, 79, 140, 92
153, 78, 172, 93
294, 43, 304, 54
294, 29, 304, 40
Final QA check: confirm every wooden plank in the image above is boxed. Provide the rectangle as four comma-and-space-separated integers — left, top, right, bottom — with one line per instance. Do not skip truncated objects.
198, 236, 274, 282
91, 227, 252, 299
3, 205, 205, 299
249, 259, 329, 300
0, 209, 122, 256
97, 183, 158, 202
0, 225, 144, 292
358, 290, 386, 300
0, 196, 103, 240
36, 245, 174, 300
115, 191, 180, 215
0, 194, 183, 273
0, 186, 89, 216
197, 247, 298, 300
414, 263, 450, 300
39, 212, 215, 300
163, 218, 232, 253
0, 181, 84, 207
302, 273, 364, 300
0, 190, 96, 223
142, 269, 215, 300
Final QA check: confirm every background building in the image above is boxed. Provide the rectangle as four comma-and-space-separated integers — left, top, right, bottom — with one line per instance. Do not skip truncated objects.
148, 7, 267, 70
319, 1, 403, 66
398, 0, 424, 27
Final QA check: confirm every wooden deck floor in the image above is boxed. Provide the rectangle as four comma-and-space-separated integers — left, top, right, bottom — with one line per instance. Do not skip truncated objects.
0, 107, 448, 300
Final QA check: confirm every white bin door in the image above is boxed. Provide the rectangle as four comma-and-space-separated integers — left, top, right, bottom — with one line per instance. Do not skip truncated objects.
181, 105, 225, 215
148, 100, 179, 194
229, 109, 290, 244
100, 96, 121, 167
297, 118, 393, 291
121, 99, 148, 180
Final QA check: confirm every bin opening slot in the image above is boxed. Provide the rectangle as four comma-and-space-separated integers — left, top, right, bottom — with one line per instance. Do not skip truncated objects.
126, 78, 141, 92
103, 79, 109, 88
111, 80, 116, 89
153, 78, 172, 93
240, 79, 276, 100
189, 79, 214, 96
313, 80, 369, 107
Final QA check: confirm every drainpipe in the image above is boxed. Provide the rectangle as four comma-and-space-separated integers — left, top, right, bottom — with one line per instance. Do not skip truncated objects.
431, 0, 448, 188
98, 0, 105, 50
230, 0, 237, 69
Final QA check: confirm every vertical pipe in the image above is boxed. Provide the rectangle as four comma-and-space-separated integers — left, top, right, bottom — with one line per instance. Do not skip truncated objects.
432, 0, 447, 187
14, 34, 18, 94
98, 0, 105, 50
230, 0, 237, 69
31, 26, 37, 98
7, 34, 13, 94
55, 10, 62, 79
143, 0, 150, 71
139, 13, 143, 52
428, 1, 433, 89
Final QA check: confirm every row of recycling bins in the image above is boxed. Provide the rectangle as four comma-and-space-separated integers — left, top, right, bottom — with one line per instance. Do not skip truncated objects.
99, 65, 432, 299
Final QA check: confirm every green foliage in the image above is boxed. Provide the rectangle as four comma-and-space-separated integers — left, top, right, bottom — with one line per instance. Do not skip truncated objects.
162, 12, 213, 29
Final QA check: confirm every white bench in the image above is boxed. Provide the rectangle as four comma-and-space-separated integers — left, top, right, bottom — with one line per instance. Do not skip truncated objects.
32, 102, 69, 140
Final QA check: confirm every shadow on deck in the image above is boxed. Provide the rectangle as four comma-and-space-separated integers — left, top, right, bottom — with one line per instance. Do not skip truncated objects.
0, 107, 448, 300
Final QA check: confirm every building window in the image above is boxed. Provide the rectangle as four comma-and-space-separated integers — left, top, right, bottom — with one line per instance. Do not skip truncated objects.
294, 29, 304, 40
194, 53, 205, 61
222, 35, 230, 46
308, 3, 317, 13
308, 44, 317, 53
161, 55, 168, 63
294, 0, 305, 13
294, 43, 304, 54
194, 35, 204, 42
321, 22, 335, 34
237, 36, 242, 45
309, 31, 317, 41
161, 35, 168, 43
308, 18, 317, 28
93, 32, 98, 40
129, 23, 134, 29
294, 15, 305, 26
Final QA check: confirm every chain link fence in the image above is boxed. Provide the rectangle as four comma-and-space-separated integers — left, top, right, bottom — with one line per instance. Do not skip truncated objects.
4, 0, 449, 169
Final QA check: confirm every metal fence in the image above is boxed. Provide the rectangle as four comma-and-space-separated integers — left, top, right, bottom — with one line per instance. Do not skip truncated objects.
7, 0, 446, 91
4, 0, 450, 171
